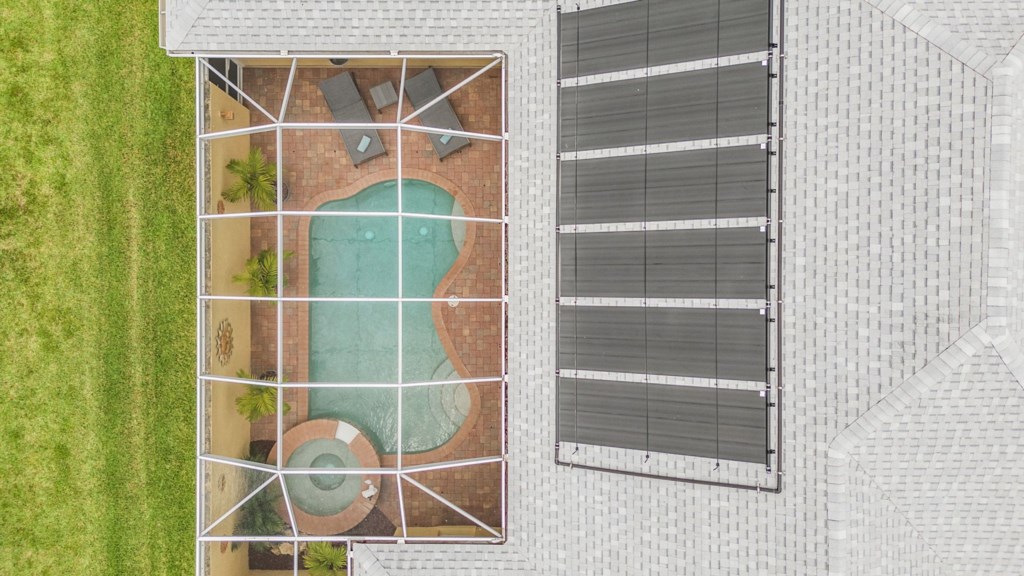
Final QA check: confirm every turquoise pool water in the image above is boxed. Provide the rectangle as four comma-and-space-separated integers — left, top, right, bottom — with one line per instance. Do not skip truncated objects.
285, 438, 361, 516
308, 179, 470, 454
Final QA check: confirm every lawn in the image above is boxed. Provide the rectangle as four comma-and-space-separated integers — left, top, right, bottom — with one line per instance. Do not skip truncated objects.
0, 0, 196, 574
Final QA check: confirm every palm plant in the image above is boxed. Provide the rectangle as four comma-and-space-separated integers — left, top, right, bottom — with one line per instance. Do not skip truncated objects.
303, 542, 347, 576
234, 370, 291, 422
222, 147, 281, 211
233, 249, 292, 296
231, 484, 287, 552
242, 446, 268, 465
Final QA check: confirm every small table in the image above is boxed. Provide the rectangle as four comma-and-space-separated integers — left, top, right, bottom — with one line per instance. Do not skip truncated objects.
370, 81, 398, 111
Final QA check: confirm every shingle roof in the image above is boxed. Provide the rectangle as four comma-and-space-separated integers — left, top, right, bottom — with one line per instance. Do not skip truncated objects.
166, 0, 549, 54
164, 0, 209, 51
893, 0, 1024, 62
166, 0, 1024, 573
829, 324, 1024, 575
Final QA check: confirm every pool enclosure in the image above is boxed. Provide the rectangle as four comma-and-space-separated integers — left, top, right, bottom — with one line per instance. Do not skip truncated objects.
194, 54, 507, 576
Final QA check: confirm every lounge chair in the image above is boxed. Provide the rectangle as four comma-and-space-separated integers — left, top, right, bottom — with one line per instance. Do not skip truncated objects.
403, 68, 472, 160
318, 72, 386, 166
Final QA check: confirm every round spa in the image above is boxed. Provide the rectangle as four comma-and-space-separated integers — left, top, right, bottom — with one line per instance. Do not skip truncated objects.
269, 419, 381, 535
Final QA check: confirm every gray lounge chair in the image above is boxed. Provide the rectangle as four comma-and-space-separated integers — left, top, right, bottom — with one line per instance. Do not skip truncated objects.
318, 72, 386, 166
403, 68, 471, 160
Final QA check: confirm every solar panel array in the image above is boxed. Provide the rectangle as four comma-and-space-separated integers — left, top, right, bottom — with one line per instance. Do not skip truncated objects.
556, 0, 776, 472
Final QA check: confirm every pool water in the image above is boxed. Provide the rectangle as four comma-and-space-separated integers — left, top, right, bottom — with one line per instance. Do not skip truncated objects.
308, 180, 470, 453
285, 438, 361, 516
309, 454, 346, 490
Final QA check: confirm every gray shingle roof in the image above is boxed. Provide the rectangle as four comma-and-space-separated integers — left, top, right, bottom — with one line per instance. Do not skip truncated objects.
829, 324, 1024, 575
166, 0, 1024, 573
166, 0, 548, 54
893, 0, 1024, 61
164, 0, 209, 50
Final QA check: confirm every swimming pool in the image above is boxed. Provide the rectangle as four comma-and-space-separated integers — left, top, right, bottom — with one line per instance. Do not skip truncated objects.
307, 179, 470, 453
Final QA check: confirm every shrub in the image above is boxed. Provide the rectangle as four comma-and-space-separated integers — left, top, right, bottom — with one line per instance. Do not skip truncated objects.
233, 249, 292, 297
222, 147, 279, 211
234, 370, 291, 422
231, 484, 286, 552
303, 542, 347, 576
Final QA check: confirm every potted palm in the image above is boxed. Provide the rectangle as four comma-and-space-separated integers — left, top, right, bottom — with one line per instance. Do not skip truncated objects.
231, 483, 287, 551
233, 249, 293, 296
222, 147, 289, 211
303, 542, 347, 576
234, 369, 291, 422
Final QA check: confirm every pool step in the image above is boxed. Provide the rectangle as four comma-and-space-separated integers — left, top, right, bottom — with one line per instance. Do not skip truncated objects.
423, 383, 469, 432
430, 358, 458, 382
423, 359, 470, 433
439, 385, 458, 420
428, 385, 457, 429
440, 383, 470, 420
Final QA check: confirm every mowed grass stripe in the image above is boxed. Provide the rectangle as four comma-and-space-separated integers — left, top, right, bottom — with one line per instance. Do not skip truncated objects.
0, 0, 195, 574
0, 1, 110, 573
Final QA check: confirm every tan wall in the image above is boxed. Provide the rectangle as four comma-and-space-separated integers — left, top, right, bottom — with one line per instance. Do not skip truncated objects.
209, 542, 250, 576
207, 83, 258, 576
207, 81, 254, 457
208, 79, 252, 382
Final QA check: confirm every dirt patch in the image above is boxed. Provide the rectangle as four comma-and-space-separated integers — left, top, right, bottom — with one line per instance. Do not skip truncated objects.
343, 507, 396, 537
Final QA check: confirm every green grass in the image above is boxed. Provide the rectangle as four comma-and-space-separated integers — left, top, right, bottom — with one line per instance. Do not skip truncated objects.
0, 1, 195, 574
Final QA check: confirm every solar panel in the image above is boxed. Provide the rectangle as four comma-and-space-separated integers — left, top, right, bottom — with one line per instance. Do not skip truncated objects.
648, 0, 720, 66
560, 78, 648, 151
718, 0, 772, 57
556, 0, 777, 475
559, 1, 648, 77
714, 62, 770, 138
560, 0, 771, 77
560, 63, 768, 152
560, 227, 767, 299
558, 306, 767, 381
559, 145, 768, 224
558, 378, 768, 463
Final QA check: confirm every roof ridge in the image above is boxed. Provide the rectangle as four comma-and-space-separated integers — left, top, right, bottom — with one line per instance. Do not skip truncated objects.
846, 457, 952, 573
164, 0, 211, 52
825, 322, 992, 575
859, 0, 1000, 78
352, 543, 392, 576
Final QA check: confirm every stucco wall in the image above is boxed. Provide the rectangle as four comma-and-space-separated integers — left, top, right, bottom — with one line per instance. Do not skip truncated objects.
207, 83, 259, 576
